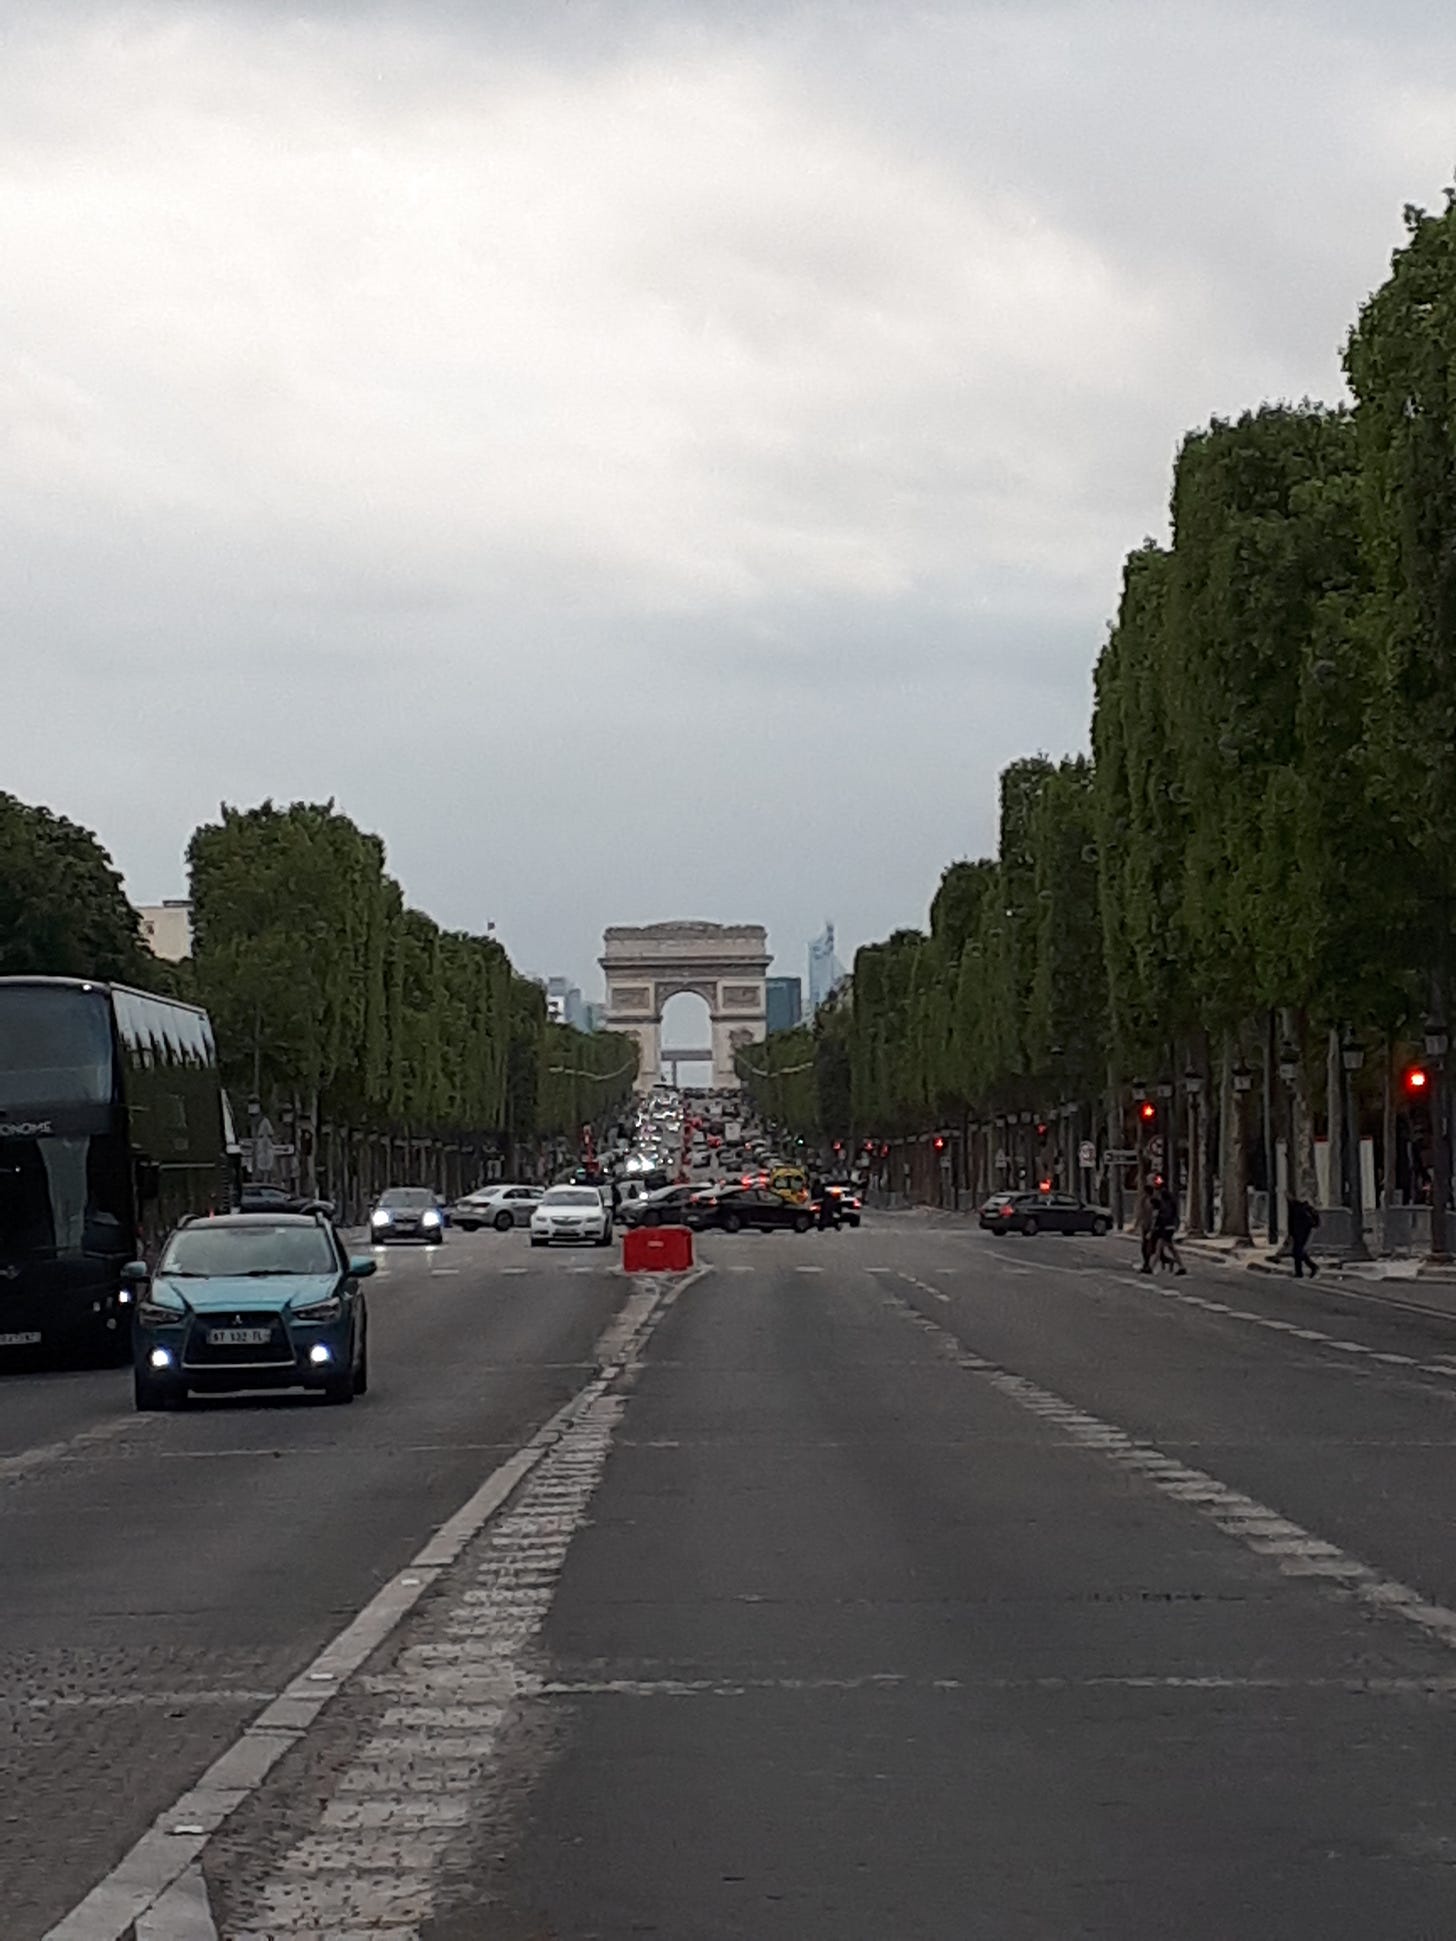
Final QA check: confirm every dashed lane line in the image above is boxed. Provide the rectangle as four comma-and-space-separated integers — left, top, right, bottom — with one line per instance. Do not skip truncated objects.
981, 1245, 1445, 1378
41, 1271, 701, 1941
882, 1277, 1456, 1658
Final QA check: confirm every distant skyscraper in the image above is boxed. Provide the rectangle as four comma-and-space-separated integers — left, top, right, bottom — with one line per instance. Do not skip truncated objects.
807, 922, 844, 1014
765, 976, 803, 1034
545, 976, 588, 1030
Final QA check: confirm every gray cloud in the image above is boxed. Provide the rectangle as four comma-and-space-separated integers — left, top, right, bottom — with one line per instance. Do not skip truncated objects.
4, 2, 1453, 992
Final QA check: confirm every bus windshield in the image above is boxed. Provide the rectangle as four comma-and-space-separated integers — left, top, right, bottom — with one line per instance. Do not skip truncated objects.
0, 987, 114, 1113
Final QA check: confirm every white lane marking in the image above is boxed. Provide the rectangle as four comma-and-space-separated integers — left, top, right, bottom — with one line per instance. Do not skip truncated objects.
0, 1413, 138, 1485
724, 1265, 755, 1274
428, 1268, 461, 1277
500, 1266, 528, 1276
22, 1690, 275, 1713
877, 1285, 1456, 1658
135, 1867, 217, 1941
795, 1265, 824, 1275
539, 1671, 1456, 1697
41, 1273, 699, 1941
231, 1277, 695, 1937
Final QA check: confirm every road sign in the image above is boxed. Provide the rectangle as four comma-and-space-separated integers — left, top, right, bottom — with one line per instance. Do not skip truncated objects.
1078, 1140, 1096, 1169
1104, 1147, 1136, 1166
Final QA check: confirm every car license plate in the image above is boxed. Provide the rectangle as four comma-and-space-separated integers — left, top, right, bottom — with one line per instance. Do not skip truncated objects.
0, 1330, 41, 1346
209, 1326, 273, 1346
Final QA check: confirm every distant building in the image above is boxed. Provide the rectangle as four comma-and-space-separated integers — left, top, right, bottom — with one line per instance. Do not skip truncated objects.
807, 922, 845, 1015
545, 975, 588, 1031
765, 975, 803, 1034
584, 1001, 607, 1034
138, 900, 193, 962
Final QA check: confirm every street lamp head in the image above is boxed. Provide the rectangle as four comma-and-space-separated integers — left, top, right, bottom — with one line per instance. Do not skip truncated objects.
1341, 1035, 1364, 1074
1232, 1062, 1253, 1095
1425, 1018, 1449, 1059
1278, 1042, 1300, 1087
1156, 1081, 1174, 1100
1131, 1080, 1147, 1102
1183, 1068, 1204, 1098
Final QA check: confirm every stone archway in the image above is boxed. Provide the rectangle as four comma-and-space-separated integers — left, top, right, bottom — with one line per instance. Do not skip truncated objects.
600, 922, 770, 1091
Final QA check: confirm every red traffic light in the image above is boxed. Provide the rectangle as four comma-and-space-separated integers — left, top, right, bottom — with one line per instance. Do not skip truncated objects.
1406, 1066, 1430, 1094
1139, 1101, 1157, 1122
1035, 1121, 1048, 1139
933, 1135, 946, 1151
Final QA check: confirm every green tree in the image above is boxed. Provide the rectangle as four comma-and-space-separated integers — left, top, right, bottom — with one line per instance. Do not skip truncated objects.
0, 793, 152, 983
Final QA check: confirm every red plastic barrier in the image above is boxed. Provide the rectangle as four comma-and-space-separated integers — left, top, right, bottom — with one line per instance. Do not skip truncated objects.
622, 1224, 694, 1272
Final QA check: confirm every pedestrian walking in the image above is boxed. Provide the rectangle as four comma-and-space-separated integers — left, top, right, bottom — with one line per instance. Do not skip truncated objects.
1153, 1182, 1186, 1274
1137, 1182, 1158, 1273
1287, 1195, 1320, 1278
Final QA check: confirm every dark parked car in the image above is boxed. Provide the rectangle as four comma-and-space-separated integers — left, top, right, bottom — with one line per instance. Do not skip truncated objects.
690, 1186, 815, 1235
239, 1183, 335, 1217
979, 1191, 1110, 1237
619, 1184, 702, 1228
822, 1179, 863, 1227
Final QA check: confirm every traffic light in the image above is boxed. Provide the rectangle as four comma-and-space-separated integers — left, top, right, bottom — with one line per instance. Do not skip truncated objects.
1406, 1066, 1430, 1095
933, 1135, 946, 1152
1035, 1120, 1048, 1139
1139, 1100, 1157, 1122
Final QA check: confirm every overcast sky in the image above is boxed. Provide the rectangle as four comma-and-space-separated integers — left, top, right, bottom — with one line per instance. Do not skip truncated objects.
6, 2, 1455, 1004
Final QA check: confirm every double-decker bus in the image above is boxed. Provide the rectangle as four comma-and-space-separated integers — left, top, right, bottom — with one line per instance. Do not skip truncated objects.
0, 977, 239, 1359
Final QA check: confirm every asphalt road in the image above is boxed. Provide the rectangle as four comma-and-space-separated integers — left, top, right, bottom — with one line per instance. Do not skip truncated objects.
13, 1212, 1456, 1937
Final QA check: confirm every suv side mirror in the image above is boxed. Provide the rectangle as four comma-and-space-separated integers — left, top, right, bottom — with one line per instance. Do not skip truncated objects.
120, 1261, 150, 1284
347, 1256, 377, 1279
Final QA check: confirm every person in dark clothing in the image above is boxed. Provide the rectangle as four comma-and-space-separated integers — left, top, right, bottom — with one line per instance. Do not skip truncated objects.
1153, 1183, 1186, 1274
1137, 1183, 1158, 1272
1287, 1196, 1320, 1278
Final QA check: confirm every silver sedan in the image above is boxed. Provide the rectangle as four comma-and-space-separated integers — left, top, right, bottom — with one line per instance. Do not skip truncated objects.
451, 1184, 545, 1232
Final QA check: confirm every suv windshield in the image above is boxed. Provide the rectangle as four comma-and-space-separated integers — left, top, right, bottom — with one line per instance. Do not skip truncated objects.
160, 1223, 338, 1277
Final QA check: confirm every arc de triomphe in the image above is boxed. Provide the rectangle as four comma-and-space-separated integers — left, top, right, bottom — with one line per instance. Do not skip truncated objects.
601, 922, 770, 1091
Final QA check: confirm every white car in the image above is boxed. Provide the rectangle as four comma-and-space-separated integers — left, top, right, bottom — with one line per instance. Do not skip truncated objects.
452, 1184, 544, 1231
530, 1186, 613, 1248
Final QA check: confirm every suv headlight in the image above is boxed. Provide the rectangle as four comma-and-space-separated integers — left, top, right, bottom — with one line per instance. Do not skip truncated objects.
292, 1293, 343, 1323
138, 1287, 188, 1327
371, 1209, 392, 1227
421, 1209, 442, 1227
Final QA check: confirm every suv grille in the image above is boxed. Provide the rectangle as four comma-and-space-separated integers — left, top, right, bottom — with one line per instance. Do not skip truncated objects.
183, 1310, 293, 1368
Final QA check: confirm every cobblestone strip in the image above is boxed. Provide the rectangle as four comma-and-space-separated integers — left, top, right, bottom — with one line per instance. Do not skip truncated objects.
227, 1387, 631, 1937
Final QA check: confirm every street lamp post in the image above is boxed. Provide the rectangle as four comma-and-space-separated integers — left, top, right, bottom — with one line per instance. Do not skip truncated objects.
1425, 1017, 1450, 1263
1278, 1041, 1301, 1241
1132, 1080, 1147, 1188
1232, 1062, 1254, 1242
1183, 1068, 1205, 1235
1342, 1032, 1370, 1262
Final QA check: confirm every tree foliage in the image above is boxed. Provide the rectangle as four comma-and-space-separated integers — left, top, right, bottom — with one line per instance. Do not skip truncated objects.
0, 793, 156, 986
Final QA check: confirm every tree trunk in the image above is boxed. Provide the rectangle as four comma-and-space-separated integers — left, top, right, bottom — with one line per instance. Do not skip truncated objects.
1218, 1031, 1251, 1239
1325, 1026, 1344, 1213
1381, 1036, 1398, 1245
